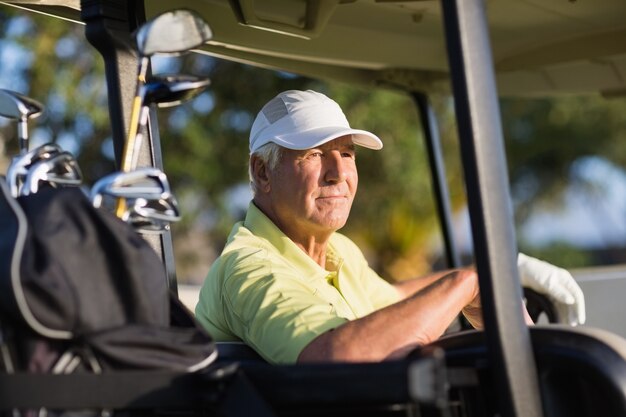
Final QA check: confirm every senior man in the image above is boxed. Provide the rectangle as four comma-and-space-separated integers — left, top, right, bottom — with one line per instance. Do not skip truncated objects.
195, 89, 584, 364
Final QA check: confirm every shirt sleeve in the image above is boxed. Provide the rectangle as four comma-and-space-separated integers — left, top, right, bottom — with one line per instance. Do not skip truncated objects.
220, 252, 348, 364
331, 233, 401, 311
359, 265, 401, 310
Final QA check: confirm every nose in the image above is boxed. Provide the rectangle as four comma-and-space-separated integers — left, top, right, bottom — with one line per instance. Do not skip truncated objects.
324, 151, 348, 184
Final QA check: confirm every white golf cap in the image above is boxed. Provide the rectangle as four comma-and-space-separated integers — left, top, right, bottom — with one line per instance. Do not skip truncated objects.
249, 90, 383, 153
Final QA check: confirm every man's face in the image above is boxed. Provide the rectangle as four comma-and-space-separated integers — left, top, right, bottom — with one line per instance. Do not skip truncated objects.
268, 135, 358, 239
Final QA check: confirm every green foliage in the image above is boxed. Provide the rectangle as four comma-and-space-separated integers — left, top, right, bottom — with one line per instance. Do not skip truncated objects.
0, 8, 113, 181
518, 243, 594, 270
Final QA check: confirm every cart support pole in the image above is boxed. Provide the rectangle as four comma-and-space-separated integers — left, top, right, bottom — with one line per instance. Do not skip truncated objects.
413, 92, 461, 269
81, 0, 178, 294
440, 0, 543, 416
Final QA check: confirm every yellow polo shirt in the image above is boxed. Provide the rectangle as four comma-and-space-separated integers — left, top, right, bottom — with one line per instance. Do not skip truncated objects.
195, 203, 400, 364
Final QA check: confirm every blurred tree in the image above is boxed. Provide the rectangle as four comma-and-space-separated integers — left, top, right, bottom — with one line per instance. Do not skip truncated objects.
502, 96, 626, 224
322, 86, 466, 279
501, 96, 626, 266
0, 8, 113, 180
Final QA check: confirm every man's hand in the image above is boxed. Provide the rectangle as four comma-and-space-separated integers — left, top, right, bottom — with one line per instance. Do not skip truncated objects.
517, 253, 586, 326
462, 290, 534, 329
461, 293, 484, 329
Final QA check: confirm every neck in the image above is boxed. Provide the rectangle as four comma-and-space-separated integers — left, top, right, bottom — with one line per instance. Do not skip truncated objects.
293, 236, 329, 267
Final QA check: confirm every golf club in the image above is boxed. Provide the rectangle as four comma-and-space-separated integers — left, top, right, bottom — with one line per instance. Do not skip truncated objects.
91, 167, 181, 233
116, 9, 212, 218
6, 143, 63, 197
143, 74, 211, 109
125, 195, 181, 234
21, 151, 83, 196
0, 89, 43, 154
120, 9, 212, 172
91, 167, 173, 204
129, 74, 211, 170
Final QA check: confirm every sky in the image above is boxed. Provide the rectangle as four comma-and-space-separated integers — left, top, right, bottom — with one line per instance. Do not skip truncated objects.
521, 157, 626, 248
448, 155, 626, 258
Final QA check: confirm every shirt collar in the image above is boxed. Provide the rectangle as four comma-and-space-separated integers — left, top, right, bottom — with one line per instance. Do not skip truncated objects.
244, 202, 333, 281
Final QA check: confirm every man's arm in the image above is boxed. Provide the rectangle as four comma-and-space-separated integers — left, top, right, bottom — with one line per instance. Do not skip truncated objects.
392, 270, 465, 300
394, 254, 586, 326
297, 269, 480, 363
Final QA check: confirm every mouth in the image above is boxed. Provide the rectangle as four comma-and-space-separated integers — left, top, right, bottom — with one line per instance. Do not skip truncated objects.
317, 194, 349, 200
316, 186, 352, 204
316, 195, 351, 207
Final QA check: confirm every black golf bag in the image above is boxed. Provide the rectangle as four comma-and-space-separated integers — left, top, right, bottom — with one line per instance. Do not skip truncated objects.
0, 177, 216, 409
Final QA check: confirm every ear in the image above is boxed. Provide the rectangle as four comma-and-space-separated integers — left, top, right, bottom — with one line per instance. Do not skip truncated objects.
250, 155, 271, 193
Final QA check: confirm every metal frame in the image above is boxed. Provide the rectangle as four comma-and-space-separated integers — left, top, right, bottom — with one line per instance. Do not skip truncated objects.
413, 92, 460, 269
440, 0, 543, 416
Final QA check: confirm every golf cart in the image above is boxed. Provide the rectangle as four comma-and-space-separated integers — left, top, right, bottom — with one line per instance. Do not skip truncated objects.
1, 1, 626, 416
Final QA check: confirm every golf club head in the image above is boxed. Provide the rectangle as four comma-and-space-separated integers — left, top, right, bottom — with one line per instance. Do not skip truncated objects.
125, 195, 182, 234
0, 89, 44, 153
90, 167, 181, 233
143, 74, 211, 108
125, 75, 211, 171
21, 151, 83, 196
90, 167, 173, 207
6, 143, 64, 197
135, 8, 212, 57
0, 89, 43, 121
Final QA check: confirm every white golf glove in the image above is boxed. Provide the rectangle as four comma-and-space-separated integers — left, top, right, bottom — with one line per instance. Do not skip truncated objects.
517, 252, 585, 326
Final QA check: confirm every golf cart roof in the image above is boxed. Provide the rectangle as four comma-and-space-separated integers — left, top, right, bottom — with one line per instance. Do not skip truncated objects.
3, 0, 626, 96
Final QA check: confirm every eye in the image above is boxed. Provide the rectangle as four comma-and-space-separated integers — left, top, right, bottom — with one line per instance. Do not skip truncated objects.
341, 144, 356, 159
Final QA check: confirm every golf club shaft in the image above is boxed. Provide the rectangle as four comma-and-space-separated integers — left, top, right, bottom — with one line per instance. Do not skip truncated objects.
18, 118, 29, 153
115, 57, 149, 218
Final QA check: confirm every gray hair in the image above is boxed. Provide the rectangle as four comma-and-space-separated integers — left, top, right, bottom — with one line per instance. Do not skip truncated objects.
249, 141, 284, 195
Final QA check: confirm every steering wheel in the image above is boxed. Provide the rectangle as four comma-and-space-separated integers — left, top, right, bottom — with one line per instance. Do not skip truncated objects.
454, 287, 560, 331
523, 287, 559, 323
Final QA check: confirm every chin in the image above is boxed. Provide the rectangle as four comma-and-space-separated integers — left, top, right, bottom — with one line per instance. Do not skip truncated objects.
324, 216, 349, 231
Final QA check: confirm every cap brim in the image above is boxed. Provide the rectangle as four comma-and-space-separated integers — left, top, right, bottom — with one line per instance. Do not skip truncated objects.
272, 126, 383, 151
